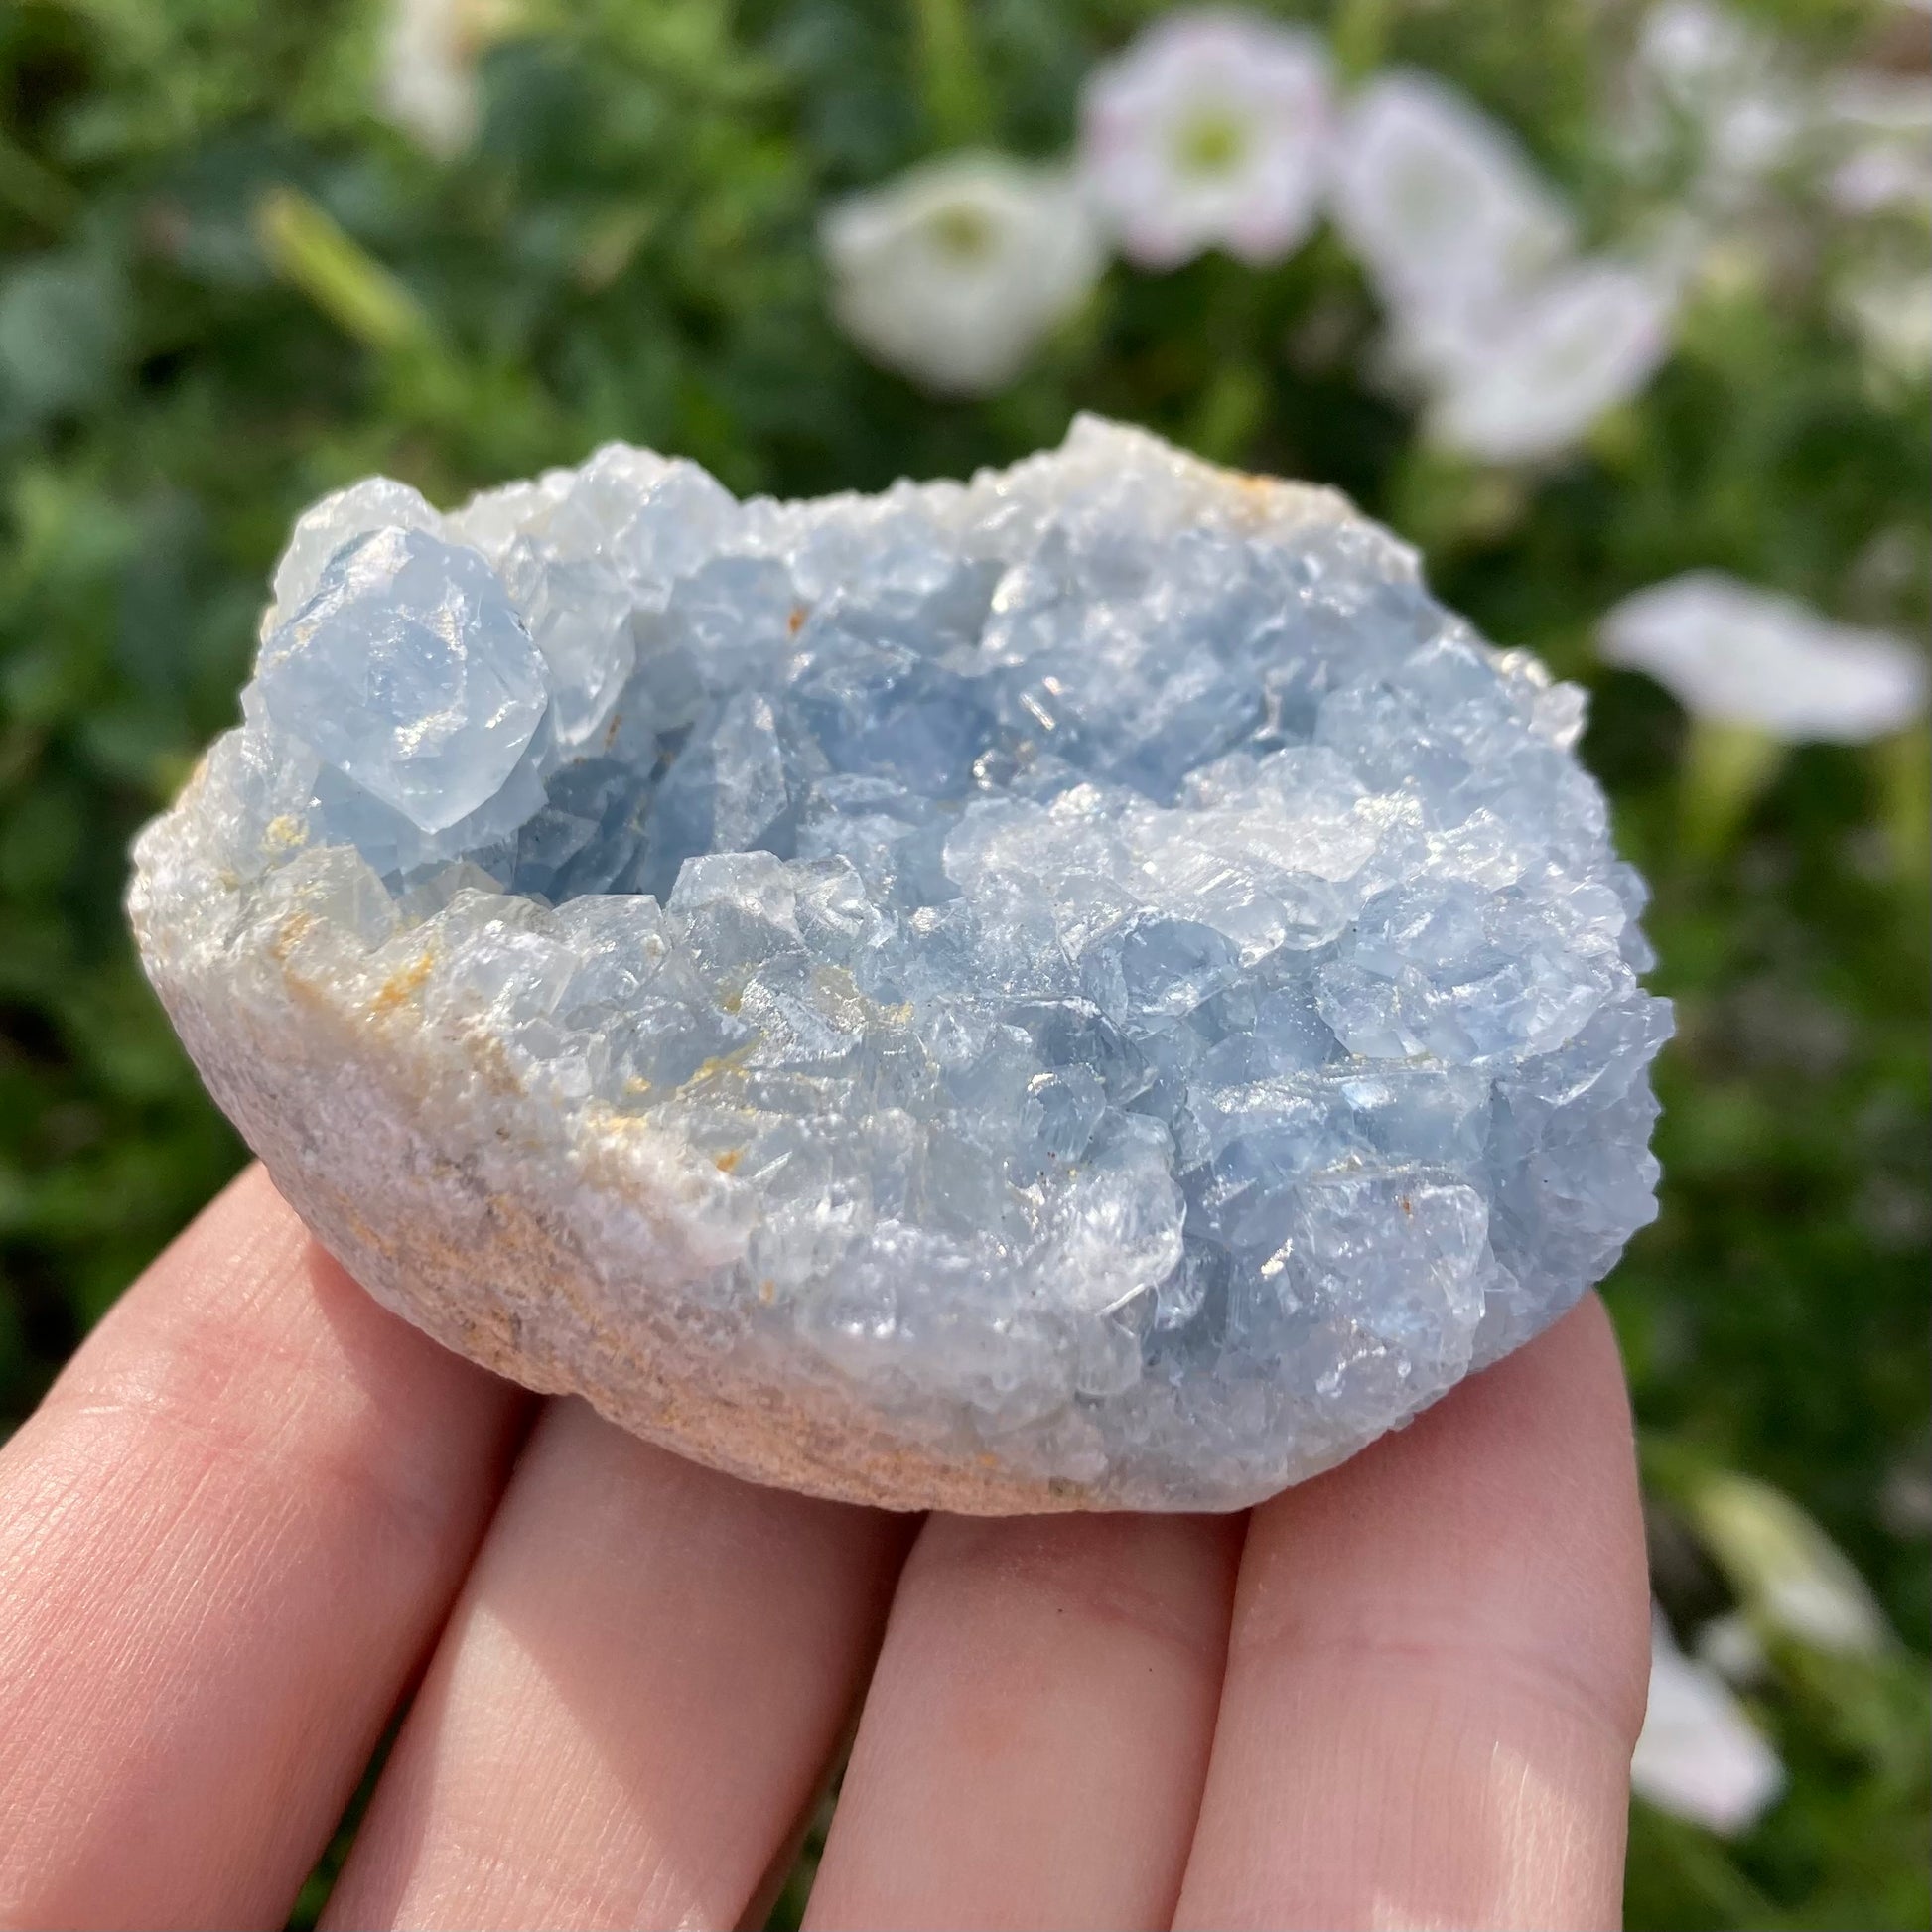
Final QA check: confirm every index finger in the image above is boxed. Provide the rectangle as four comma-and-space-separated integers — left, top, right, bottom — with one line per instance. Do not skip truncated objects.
1173, 1296, 1650, 1931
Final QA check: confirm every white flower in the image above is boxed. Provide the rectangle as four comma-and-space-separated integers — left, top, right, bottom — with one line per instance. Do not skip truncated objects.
1601, 572, 1928, 743
1840, 261, 1932, 377
1695, 1611, 1769, 1686
378, 0, 512, 155
1418, 258, 1678, 463
1619, 1, 1804, 207
1632, 1610, 1785, 1836
1330, 71, 1679, 464
1078, 9, 1334, 269
821, 154, 1104, 397
1690, 1470, 1897, 1655
1330, 71, 1573, 317
1824, 72, 1932, 218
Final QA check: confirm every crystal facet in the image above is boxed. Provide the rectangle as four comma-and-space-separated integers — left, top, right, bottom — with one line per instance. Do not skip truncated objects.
130, 418, 1670, 1512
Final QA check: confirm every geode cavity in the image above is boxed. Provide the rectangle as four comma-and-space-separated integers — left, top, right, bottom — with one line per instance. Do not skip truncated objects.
129, 419, 1669, 1512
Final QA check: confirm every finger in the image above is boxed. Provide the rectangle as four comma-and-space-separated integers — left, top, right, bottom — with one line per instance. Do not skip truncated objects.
323, 1398, 907, 1932
805, 1510, 1243, 1931
0, 1166, 529, 1931
1173, 1296, 1650, 1932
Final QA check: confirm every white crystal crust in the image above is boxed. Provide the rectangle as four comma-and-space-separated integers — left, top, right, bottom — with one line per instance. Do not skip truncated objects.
130, 418, 1669, 1512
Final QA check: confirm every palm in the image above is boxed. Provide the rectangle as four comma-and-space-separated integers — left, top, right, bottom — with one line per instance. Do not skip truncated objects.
0, 1167, 1648, 1931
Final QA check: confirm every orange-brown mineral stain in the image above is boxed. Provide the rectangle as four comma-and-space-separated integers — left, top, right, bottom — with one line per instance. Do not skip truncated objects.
371, 949, 436, 1014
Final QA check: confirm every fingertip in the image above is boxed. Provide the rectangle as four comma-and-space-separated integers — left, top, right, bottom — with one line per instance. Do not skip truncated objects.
1175, 1295, 1650, 1932
1246, 1294, 1649, 1728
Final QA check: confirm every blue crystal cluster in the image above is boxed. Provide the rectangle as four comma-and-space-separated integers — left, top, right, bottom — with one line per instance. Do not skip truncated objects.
187, 420, 1670, 1502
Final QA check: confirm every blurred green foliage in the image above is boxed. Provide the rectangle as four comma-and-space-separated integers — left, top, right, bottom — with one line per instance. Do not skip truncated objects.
0, 1, 1925, 1926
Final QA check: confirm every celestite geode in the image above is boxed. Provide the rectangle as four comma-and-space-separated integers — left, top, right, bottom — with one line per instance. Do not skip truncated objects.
129, 419, 1669, 1512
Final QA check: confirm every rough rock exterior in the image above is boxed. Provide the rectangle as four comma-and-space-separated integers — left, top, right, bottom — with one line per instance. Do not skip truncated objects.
129, 418, 1670, 1512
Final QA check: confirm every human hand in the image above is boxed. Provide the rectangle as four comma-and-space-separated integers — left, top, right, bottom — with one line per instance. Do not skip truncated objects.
0, 1166, 1649, 1931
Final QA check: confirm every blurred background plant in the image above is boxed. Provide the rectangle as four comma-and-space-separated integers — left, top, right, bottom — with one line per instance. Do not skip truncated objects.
0, 0, 1925, 1925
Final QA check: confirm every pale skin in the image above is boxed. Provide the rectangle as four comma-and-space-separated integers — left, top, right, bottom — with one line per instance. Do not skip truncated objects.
0, 1165, 1650, 1932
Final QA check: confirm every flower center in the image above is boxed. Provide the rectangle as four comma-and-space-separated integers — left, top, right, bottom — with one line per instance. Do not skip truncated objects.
1173, 104, 1251, 179
928, 202, 997, 260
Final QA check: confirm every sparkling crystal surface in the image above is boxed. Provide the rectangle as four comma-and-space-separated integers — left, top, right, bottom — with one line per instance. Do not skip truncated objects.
130, 418, 1670, 1510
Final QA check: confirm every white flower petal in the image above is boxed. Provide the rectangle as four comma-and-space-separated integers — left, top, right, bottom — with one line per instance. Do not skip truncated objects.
1841, 262, 1932, 377
1423, 260, 1677, 463
1695, 1611, 1769, 1686
1078, 8, 1334, 270
821, 154, 1104, 397
379, 0, 505, 155
1693, 1471, 1897, 1654
1633, 1610, 1785, 1836
1617, 2, 1804, 205
1330, 70, 1572, 316
1636, 0, 1761, 103
1601, 571, 1929, 743
1824, 72, 1932, 217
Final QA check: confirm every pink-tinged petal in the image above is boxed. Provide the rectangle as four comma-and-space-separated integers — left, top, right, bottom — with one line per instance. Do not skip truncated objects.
1077, 7, 1333, 269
